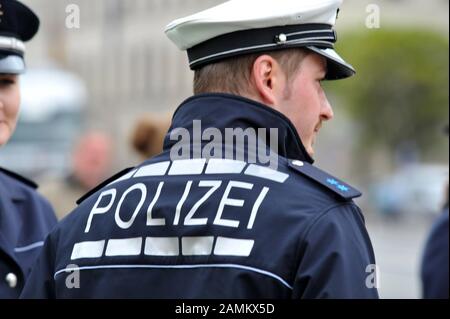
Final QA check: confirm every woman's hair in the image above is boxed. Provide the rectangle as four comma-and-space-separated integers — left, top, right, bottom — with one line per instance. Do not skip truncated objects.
131, 114, 172, 159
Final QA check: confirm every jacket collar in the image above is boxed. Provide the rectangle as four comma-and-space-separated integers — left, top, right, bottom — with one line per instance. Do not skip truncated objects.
164, 93, 314, 163
0, 170, 27, 202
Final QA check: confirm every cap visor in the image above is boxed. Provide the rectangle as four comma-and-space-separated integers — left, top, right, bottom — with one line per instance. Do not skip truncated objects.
307, 46, 355, 80
0, 55, 26, 74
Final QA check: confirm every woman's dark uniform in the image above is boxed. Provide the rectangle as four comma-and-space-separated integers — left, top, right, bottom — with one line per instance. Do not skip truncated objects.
0, 0, 57, 298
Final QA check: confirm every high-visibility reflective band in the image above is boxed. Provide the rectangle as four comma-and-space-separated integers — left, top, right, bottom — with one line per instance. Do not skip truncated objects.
205, 159, 246, 174
168, 159, 206, 176
144, 237, 179, 256
105, 237, 142, 257
71, 240, 105, 260
0, 36, 25, 54
214, 237, 254, 257
134, 161, 171, 177
244, 164, 289, 183
182, 236, 214, 255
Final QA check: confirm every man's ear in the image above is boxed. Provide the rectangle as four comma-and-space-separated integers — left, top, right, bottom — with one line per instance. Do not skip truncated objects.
251, 55, 285, 106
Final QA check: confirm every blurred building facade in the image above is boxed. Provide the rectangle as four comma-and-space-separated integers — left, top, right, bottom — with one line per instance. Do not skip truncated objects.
13, 0, 449, 300
21, 0, 448, 169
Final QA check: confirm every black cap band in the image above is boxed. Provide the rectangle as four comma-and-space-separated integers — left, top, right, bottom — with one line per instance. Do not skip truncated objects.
187, 23, 336, 70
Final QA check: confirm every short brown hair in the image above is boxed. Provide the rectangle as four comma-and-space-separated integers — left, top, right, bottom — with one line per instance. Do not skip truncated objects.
131, 114, 172, 159
193, 48, 309, 95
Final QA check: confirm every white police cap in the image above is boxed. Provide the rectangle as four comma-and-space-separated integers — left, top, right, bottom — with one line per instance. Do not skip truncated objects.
165, 0, 355, 80
0, 0, 40, 74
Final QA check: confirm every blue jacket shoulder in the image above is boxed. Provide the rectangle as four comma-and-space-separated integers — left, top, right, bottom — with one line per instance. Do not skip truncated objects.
284, 159, 362, 202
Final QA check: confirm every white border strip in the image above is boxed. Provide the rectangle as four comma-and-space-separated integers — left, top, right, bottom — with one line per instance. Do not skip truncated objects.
244, 164, 289, 183
14, 241, 44, 253
205, 159, 247, 174
105, 238, 143, 257
134, 161, 171, 177
54, 263, 293, 290
71, 240, 106, 260
168, 159, 206, 176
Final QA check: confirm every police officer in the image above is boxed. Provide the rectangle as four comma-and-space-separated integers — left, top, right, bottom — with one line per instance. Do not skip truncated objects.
21, 0, 378, 299
0, 0, 57, 298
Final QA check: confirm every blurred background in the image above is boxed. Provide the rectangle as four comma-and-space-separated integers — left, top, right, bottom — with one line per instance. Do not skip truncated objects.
0, 0, 447, 298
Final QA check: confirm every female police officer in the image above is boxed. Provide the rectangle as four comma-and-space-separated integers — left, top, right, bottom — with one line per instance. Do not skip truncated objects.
0, 0, 56, 298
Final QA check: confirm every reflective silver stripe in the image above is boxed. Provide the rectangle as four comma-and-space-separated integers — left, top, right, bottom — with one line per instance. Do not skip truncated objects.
144, 237, 179, 256
99, 161, 289, 186
213, 237, 254, 257
54, 263, 293, 290
168, 159, 206, 175
105, 237, 142, 257
205, 159, 247, 174
14, 241, 44, 253
181, 236, 214, 256
134, 161, 171, 177
244, 164, 289, 183
71, 240, 105, 260
0, 36, 25, 53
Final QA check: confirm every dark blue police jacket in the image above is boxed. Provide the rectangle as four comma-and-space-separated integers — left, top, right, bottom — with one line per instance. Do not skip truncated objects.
0, 168, 57, 298
421, 207, 449, 299
21, 94, 379, 299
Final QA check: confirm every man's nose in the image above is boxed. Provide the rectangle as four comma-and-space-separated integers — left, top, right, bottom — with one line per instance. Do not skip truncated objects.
321, 96, 334, 121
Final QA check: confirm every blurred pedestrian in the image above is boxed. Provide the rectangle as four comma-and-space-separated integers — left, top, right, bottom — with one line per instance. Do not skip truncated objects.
0, 0, 56, 298
40, 132, 113, 219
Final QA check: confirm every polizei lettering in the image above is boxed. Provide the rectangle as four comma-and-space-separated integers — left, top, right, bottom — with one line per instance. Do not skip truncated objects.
71, 159, 289, 260
85, 180, 270, 233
